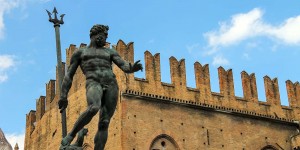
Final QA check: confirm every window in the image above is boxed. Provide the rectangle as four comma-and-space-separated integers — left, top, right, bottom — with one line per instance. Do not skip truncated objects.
261, 145, 278, 150
150, 134, 179, 150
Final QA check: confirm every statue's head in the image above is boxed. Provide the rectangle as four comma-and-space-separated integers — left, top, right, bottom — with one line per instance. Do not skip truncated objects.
89, 24, 109, 47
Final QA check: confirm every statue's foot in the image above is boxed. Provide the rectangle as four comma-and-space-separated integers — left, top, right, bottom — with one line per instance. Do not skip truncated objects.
60, 134, 74, 148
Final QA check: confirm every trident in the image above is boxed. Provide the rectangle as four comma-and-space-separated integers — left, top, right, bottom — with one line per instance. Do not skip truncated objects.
46, 7, 67, 138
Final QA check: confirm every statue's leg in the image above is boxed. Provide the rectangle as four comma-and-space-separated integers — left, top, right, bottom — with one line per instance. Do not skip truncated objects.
94, 84, 118, 150
61, 83, 103, 146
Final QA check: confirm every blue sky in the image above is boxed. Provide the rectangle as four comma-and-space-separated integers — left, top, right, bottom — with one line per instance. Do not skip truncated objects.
1, 1, 300, 149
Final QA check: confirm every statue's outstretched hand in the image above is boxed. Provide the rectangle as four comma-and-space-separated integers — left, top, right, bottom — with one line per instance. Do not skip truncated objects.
58, 98, 68, 113
131, 60, 143, 72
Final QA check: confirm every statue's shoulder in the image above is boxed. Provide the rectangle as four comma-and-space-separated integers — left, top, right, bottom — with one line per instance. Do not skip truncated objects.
71, 47, 85, 58
76, 47, 89, 54
77, 47, 87, 52
106, 47, 118, 55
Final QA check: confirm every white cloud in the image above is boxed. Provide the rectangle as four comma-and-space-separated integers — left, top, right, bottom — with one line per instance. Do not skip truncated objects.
0, 0, 48, 39
6, 132, 25, 150
242, 53, 250, 60
0, 0, 21, 39
212, 55, 230, 66
0, 55, 15, 83
204, 8, 300, 54
269, 16, 300, 44
186, 43, 200, 54
0, 55, 15, 70
0, 73, 8, 82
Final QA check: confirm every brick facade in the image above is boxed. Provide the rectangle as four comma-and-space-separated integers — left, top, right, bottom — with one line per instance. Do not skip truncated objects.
25, 40, 300, 150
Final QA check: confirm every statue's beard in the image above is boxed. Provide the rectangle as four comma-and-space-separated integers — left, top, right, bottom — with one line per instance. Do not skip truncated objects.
96, 41, 105, 47
95, 36, 106, 47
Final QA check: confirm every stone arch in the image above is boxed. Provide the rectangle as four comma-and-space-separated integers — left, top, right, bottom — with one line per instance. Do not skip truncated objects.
149, 134, 179, 150
261, 145, 278, 150
82, 143, 93, 150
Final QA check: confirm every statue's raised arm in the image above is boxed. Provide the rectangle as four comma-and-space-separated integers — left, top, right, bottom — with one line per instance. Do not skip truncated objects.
110, 48, 143, 73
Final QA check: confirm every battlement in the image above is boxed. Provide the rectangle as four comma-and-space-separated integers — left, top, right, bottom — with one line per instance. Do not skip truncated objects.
286, 80, 300, 108
36, 96, 45, 121
25, 110, 36, 135
241, 71, 258, 102
112, 40, 300, 121
26, 39, 300, 131
46, 80, 55, 110
23, 39, 300, 150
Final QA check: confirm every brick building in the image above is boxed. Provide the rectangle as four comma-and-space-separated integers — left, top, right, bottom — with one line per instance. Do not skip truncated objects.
25, 40, 300, 150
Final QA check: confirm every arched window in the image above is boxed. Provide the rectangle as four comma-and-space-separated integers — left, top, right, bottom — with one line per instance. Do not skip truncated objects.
261, 145, 278, 150
149, 134, 179, 150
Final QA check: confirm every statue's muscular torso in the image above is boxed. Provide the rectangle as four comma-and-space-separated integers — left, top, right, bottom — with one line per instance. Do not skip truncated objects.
61, 45, 132, 99
77, 47, 119, 87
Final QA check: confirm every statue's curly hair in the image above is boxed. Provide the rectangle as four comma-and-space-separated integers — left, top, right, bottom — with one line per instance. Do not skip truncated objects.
89, 24, 109, 38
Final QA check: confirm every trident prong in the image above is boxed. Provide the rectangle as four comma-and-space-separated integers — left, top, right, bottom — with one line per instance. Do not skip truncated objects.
53, 7, 58, 20
60, 14, 65, 24
46, 9, 52, 21
46, 7, 65, 27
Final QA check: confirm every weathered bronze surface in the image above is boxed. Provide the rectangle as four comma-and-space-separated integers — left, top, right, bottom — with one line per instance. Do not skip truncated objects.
60, 128, 88, 150
58, 24, 143, 150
